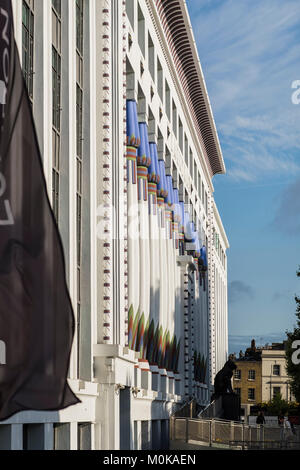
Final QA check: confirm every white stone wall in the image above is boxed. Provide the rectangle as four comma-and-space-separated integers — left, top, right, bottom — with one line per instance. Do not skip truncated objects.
1, 0, 229, 450
261, 350, 293, 402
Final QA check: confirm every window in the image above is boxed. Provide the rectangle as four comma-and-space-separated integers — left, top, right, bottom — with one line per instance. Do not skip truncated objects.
23, 424, 45, 450
54, 423, 70, 450
76, 0, 84, 378
172, 100, 177, 137
78, 423, 91, 450
157, 128, 164, 160
234, 369, 241, 380
248, 369, 255, 380
273, 364, 280, 376
126, 0, 134, 29
52, 46, 61, 131
189, 150, 193, 180
52, 0, 61, 16
137, 4, 145, 57
234, 388, 241, 396
198, 172, 201, 200
273, 387, 281, 399
148, 33, 155, 81
248, 388, 255, 401
193, 161, 197, 189
215, 232, 219, 250
184, 135, 188, 167
179, 118, 183, 153
22, 0, 34, 101
157, 58, 163, 103
52, 0, 61, 223
165, 81, 170, 120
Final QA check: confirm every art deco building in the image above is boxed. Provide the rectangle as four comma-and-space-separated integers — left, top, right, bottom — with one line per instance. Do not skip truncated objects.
0, 0, 229, 450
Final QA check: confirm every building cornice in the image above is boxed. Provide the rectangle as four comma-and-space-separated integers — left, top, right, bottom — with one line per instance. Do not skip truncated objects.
146, 0, 213, 192
154, 0, 226, 178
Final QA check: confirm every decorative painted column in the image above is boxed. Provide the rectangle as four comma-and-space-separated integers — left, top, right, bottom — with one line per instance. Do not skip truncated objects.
151, 160, 168, 371
136, 122, 151, 360
155, 161, 168, 385
126, 100, 141, 351
148, 143, 160, 335
173, 188, 182, 345
165, 176, 175, 332
164, 175, 175, 379
147, 143, 160, 384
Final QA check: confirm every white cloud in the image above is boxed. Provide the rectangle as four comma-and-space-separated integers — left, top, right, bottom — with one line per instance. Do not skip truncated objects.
188, 0, 300, 181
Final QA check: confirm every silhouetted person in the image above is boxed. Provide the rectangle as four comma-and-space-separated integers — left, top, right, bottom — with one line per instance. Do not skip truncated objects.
256, 411, 265, 425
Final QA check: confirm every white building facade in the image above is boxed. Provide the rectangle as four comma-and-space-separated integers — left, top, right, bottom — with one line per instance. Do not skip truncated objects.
0, 0, 228, 450
261, 348, 294, 403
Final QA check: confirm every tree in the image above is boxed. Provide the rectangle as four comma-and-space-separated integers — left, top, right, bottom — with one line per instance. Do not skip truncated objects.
267, 393, 289, 416
286, 267, 300, 402
256, 396, 299, 416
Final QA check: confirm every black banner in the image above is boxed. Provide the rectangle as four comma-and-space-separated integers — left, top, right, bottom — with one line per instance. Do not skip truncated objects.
0, 0, 79, 420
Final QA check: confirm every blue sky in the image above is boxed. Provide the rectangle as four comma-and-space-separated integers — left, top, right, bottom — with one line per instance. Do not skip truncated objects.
186, 0, 300, 354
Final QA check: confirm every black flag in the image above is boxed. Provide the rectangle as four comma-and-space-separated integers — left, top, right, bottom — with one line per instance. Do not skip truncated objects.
0, 0, 79, 420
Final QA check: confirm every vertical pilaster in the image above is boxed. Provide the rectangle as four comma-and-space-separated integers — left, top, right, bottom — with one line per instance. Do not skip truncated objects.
97, 0, 113, 345
207, 190, 215, 390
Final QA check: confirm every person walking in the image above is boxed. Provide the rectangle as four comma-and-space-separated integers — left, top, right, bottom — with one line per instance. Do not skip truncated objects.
256, 411, 265, 448
280, 416, 293, 448
278, 415, 285, 447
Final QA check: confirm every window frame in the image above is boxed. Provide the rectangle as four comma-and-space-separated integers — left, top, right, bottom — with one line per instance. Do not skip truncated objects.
273, 364, 281, 376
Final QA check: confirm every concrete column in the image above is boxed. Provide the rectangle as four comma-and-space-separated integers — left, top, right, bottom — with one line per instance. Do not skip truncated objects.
70, 422, 78, 450
141, 420, 151, 450
151, 420, 161, 450
159, 368, 167, 394
11, 424, 23, 450
161, 420, 169, 450
44, 423, 54, 450
134, 420, 142, 450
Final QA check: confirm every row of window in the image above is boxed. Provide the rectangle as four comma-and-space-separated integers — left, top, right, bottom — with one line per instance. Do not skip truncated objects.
0, 422, 91, 450
22, 0, 34, 100
126, 0, 209, 214
234, 369, 256, 380
22, 0, 85, 381
234, 387, 282, 401
76, 0, 84, 380
234, 387, 256, 400
234, 364, 281, 380
52, 0, 61, 223
213, 230, 226, 269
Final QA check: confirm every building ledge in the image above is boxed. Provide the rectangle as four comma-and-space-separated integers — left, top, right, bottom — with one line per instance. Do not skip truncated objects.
93, 344, 138, 364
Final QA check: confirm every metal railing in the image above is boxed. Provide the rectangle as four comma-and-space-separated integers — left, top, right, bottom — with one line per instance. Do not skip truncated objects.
173, 398, 198, 418
197, 397, 223, 419
170, 417, 300, 449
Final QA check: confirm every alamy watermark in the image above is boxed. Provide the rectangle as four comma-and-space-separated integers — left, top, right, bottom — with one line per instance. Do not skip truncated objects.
291, 80, 300, 104
291, 340, 300, 365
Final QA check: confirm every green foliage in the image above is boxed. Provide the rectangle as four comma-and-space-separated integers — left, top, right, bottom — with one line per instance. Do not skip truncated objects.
257, 395, 299, 416
285, 267, 300, 402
